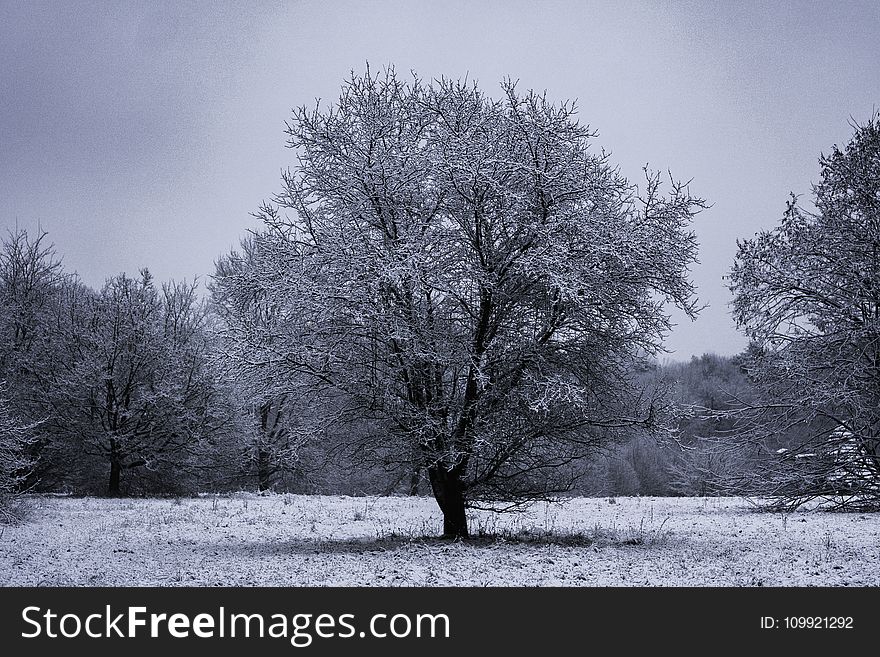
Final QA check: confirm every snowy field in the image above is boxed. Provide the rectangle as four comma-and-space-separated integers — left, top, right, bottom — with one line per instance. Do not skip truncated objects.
1, 494, 878, 586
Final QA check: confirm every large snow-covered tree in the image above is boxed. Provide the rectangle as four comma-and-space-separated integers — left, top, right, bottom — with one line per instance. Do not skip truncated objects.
730, 115, 880, 510
215, 68, 704, 537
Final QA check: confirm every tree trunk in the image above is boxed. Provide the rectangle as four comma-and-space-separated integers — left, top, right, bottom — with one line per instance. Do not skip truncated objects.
428, 466, 468, 538
257, 447, 272, 492
108, 457, 121, 496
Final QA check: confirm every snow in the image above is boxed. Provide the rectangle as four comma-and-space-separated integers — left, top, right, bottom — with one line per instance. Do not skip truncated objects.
1, 494, 878, 586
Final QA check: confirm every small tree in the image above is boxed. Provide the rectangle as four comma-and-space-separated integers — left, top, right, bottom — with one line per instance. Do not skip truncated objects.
218, 68, 704, 537
730, 114, 880, 510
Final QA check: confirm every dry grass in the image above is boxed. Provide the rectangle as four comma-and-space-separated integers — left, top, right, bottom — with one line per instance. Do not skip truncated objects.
0, 494, 877, 586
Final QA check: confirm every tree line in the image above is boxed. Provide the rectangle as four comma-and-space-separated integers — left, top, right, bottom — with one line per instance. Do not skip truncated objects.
0, 227, 755, 516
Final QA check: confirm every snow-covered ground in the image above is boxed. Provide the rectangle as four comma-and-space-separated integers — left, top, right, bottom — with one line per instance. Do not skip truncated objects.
1, 494, 877, 586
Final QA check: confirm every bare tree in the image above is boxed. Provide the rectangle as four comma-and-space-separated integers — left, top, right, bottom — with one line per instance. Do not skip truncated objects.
0, 229, 69, 491
1, 230, 240, 495
212, 237, 313, 493
216, 68, 704, 537
0, 229, 65, 412
0, 230, 64, 355
729, 114, 880, 510
44, 270, 218, 495
658, 353, 759, 496
0, 384, 33, 523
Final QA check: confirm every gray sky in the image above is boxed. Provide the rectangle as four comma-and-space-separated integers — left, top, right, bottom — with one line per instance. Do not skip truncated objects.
1, 0, 878, 360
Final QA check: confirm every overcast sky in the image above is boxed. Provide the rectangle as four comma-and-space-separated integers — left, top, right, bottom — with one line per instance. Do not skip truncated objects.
1, 0, 878, 360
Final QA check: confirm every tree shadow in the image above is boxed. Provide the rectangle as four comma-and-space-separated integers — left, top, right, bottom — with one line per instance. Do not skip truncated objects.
194, 531, 600, 558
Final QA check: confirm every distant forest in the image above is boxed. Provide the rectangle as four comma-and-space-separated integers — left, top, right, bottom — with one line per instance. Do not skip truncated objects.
0, 227, 765, 499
